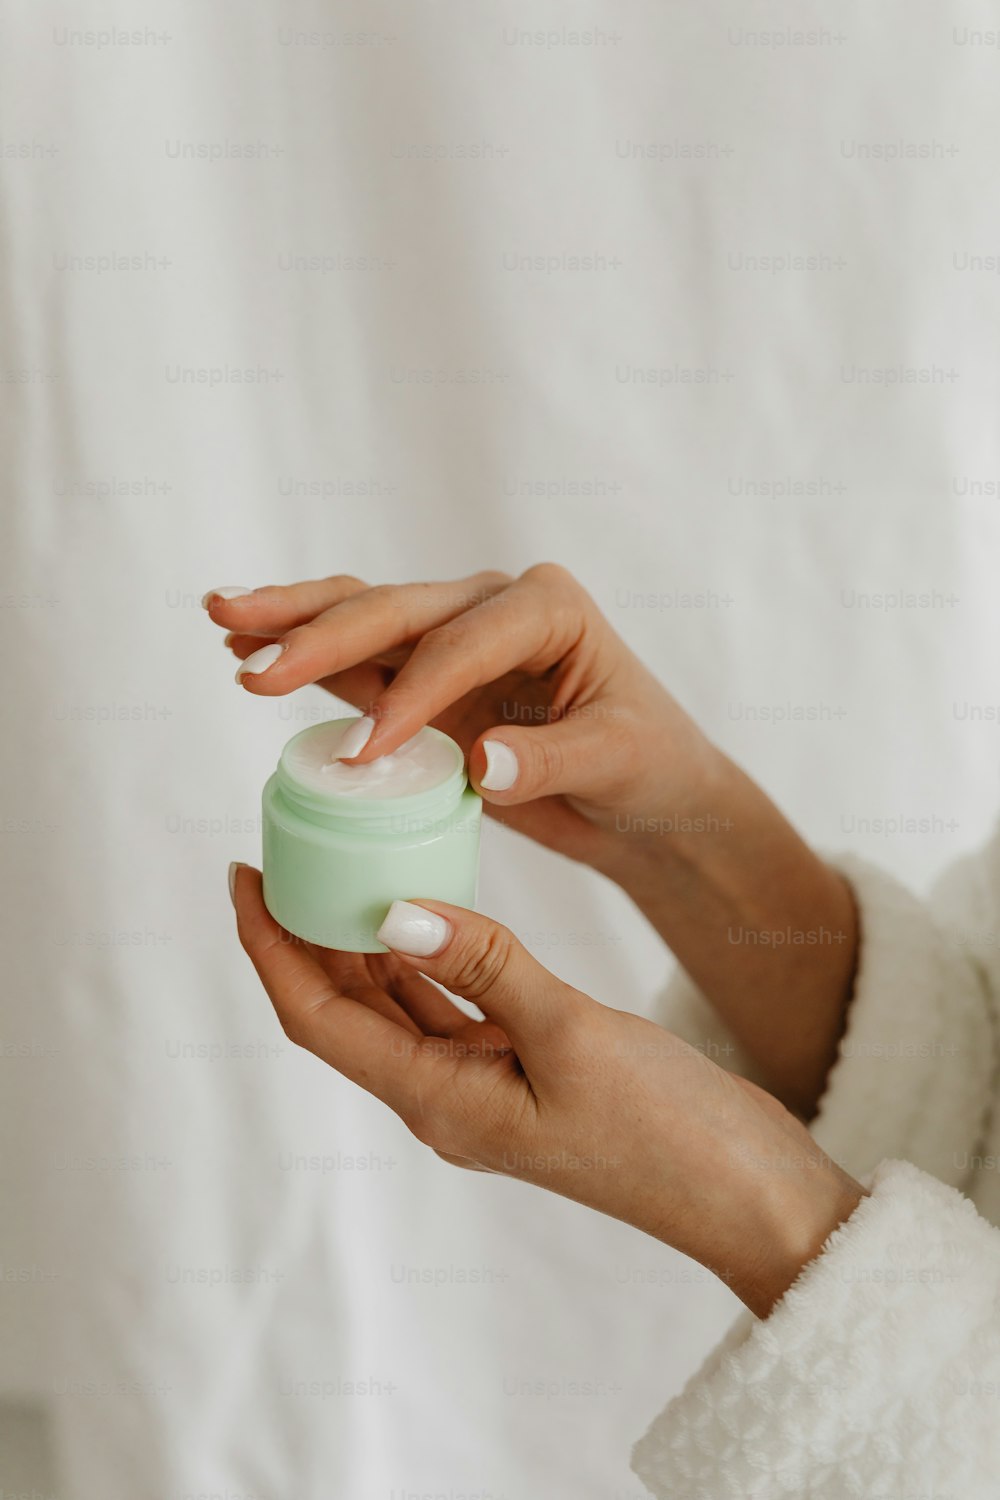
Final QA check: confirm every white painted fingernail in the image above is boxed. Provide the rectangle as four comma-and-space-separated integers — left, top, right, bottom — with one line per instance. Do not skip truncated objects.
480, 739, 518, 791
235, 642, 285, 682
336, 715, 375, 760
376, 900, 451, 957
228, 861, 243, 908
202, 586, 253, 608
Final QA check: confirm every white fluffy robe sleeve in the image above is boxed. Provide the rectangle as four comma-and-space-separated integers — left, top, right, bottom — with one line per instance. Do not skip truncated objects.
632, 850, 1000, 1498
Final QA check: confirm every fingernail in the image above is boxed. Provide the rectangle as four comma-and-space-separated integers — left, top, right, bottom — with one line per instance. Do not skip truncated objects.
202, 586, 253, 608
376, 900, 451, 957
480, 739, 518, 792
336, 715, 375, 760
235, 642, 285, 682
223, 632, 235, 647
228, 861, 244, 908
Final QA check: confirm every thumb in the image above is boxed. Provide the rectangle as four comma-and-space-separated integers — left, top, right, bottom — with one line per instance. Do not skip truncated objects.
375, 898, 583, 1048
469, 714, 634, 807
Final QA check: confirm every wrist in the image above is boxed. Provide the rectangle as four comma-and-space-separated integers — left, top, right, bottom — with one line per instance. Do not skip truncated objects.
598, 742, 860, 1117
722, 1136, 865, 1317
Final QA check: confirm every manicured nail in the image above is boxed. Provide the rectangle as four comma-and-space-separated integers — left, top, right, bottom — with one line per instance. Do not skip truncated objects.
376, 900, 451, 957
480, 739, 518, 792
336, 715, 375, 760
228, 861, 244, 908
202, 586, 253, 608
235, 642, 285, 682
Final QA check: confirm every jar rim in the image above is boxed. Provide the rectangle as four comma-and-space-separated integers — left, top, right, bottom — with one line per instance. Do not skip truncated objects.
275, 718, 468, 826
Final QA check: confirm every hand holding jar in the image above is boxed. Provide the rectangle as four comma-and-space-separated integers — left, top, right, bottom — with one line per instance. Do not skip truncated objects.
207, 564, 866, 1319
206, 564, 859, 1117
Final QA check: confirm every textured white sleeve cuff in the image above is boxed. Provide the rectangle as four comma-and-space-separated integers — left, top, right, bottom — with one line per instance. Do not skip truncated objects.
632, 1159, 1000, 1500
811, 854, 995, 1183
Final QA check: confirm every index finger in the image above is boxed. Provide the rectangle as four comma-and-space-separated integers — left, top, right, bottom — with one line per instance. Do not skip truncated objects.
232, 864, 420, 1114
356, 568, 589, 760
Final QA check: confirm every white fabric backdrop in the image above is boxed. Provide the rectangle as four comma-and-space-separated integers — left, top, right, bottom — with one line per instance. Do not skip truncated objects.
4, 1, 1000, 1494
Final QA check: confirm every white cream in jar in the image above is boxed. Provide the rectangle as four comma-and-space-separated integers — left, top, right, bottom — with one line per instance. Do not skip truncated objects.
281, 718, 462, 799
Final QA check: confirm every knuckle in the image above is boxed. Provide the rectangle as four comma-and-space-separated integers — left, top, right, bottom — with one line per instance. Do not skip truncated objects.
275, 1007, 309, 1050
529, 731, 565, 786
594, 711, 645, 792
278, 1015, 302, 1048
269, 966, 320, 1051
417, 618, 467, 654
281, 618, 322, 650
324, 573, 365, 593
521, 560, 577, 593
449, 924, 515, 1000
469, 569, 512, 601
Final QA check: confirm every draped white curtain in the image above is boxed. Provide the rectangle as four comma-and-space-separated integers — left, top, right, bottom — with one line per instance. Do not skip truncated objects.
3, 1, 1000, 1493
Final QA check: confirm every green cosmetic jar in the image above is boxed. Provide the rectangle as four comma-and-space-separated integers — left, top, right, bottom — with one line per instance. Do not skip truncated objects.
261, 718, 482, 952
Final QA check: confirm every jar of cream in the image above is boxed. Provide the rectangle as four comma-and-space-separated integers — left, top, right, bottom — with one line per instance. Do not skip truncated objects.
261, 718, 482, 952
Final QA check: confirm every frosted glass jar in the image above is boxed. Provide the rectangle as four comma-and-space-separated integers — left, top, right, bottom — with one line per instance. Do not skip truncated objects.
262, 718, 482, 952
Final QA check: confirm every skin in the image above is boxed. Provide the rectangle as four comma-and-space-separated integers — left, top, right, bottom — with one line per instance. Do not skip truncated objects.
208, 564, 866, 1314
230, 867, 863, 1317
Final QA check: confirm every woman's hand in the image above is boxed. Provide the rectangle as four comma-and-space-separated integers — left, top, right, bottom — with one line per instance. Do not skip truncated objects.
207, 567, 860, 1118
230, 864, 864, 1317
205, 565, 716, 878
